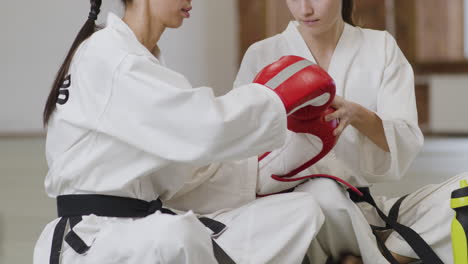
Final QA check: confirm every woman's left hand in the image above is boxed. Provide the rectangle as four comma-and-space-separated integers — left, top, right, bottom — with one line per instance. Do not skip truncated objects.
324, 95, 360, 137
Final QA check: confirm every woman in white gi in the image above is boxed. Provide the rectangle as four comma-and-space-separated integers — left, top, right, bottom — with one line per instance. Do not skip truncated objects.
235, 0, 468, 263
34, 0, 328, 263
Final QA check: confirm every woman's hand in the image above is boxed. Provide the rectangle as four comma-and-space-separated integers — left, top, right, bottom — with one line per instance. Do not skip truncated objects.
324, 95, 390, 152
324, 95, 360, 137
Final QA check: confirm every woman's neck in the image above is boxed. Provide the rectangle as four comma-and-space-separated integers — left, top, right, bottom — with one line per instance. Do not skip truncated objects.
298, 19, 345, 71
123, 3, 165, 52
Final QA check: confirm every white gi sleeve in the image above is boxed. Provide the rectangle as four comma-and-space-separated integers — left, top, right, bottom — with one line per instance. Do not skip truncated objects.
359, 32, 424, 182
97, 54, 287, 164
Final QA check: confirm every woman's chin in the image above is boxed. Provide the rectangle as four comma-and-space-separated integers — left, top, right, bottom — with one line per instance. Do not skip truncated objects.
300, 24, 330, 37
168, 20, 184, 29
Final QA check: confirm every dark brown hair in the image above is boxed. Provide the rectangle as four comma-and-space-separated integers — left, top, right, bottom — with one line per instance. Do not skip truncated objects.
342, 0, 355, 26
43, 0, 103, 126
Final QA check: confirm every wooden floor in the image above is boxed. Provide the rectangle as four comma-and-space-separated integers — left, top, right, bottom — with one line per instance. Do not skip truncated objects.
0, 136, 467, 263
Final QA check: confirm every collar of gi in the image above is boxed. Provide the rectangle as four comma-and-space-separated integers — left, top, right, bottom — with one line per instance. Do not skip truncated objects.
106, 12, 163, 62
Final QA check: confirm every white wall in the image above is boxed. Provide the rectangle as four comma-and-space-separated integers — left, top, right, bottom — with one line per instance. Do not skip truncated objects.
429, 74, 468, 133
159, 1, 239, 95
0, 0, 238, 134
1, 0, 89, 134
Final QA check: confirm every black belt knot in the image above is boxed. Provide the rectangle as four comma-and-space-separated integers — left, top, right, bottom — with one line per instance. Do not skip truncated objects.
147, 199, 163, 214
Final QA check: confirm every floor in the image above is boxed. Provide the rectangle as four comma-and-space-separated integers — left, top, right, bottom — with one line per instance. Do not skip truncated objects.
0, 136, 467, 263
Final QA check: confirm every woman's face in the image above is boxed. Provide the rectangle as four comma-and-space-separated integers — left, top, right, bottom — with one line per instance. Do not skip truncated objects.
286, 0, 343, 35
150, 0, 192, 28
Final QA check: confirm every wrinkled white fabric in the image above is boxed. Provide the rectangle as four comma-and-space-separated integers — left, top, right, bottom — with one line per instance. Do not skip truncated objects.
34, 13, 327, 264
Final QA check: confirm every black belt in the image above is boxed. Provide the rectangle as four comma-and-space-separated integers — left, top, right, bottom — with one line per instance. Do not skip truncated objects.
348, 187, 444, 264
50, 194, 235, 264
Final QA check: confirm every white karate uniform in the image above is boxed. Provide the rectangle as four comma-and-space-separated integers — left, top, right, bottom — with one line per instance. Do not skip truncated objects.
33, 13, 325, 264
235, 21, 463, 263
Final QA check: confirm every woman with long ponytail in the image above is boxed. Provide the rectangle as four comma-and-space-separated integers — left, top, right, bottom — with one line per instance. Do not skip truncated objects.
34, 0, 329, 263
43, 0, 102, 125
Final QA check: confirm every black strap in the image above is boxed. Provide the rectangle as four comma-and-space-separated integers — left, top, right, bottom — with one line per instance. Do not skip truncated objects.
50, 194, 235, 264
301, 255, 311, 264
57, 194, 163, 218
387, 195, 408, 229
212, 240, 236, 264
199, 217, 228, 235
64, 216, 90, 254
49, 217, 67, 264
349, 188, 444, 264
371, 227, 400, 264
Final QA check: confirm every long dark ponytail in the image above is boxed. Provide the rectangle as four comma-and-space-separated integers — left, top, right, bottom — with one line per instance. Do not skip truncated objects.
342, 0, 355, 26
43, 0, 102, 126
